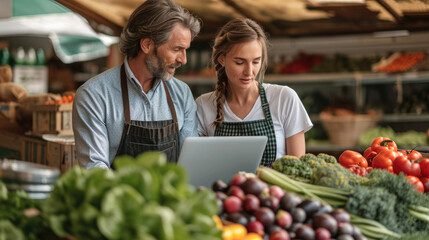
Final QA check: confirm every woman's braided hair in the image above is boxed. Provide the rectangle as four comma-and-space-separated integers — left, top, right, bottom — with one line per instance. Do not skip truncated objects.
211, 18, 269, 127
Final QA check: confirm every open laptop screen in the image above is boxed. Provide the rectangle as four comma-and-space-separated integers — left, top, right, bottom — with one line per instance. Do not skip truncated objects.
177, 136, 268, 189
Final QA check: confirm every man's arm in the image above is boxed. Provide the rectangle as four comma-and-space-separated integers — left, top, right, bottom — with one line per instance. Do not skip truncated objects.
179, 87, 199, 147
72, 88, 110, 169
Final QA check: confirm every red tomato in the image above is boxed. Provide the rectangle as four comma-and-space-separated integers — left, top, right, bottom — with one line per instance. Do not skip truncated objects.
420, 177, 429, 193
393, 155, 421, 177
347, 165, 368, 176
419, 158, 429, 178
363, 147, 377, 167
371, 149, 399, 173
339, 150, 368, 168
407, 150, 423, 161
406, 176, 424, 193
398, 149, 423, 161
371, 137, 397, 153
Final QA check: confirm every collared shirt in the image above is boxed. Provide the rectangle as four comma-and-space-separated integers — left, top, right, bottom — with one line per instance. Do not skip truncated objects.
72, 58, 198, 169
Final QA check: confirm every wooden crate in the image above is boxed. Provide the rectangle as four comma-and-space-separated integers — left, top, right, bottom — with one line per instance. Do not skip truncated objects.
20, 136, 47, 165
32, 103, 73, 135
47, 141, 79, 173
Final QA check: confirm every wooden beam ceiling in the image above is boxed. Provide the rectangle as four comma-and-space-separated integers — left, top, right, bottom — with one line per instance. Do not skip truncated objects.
53, 0, 429, 40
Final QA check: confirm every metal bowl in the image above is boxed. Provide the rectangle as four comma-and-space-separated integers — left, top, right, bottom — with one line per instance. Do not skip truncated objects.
0, 159, 60, 184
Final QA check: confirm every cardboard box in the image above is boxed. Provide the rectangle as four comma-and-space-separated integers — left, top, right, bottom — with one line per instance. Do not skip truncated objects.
32, 103, 73, 136
0, 102, 18, 123
47, 141, 79, 173
21, 136, 47, 164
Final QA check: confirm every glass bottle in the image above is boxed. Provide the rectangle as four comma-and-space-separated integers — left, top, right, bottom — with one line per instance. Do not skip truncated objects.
25, 47, 37, 65
36, 48, 46, 65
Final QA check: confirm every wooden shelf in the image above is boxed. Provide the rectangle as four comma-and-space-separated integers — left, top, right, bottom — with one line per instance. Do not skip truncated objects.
178, 71, 429, 85
311, 114, 429, 123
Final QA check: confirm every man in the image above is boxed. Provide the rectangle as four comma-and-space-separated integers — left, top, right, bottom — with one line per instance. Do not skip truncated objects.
72, 0, 202, 168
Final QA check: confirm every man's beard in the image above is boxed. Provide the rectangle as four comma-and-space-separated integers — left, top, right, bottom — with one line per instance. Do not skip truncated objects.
146, 48, 181, 81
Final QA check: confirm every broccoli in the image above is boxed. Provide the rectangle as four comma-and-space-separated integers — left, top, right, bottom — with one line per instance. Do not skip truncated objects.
305, 159, 324, 169
317, 153, 337, 164
300, 153, 319, 163
300, 153, 325, 168
272, 155, 312, 180
272, 155, 301, 173
365, 169, 429, 208
346, 186, 399, 232
311, 164, 365, 189
297, 164, 313, 179
346, 169, 429, 234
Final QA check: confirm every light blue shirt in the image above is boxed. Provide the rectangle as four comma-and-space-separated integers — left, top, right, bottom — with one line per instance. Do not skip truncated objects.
72, 58, 198, 169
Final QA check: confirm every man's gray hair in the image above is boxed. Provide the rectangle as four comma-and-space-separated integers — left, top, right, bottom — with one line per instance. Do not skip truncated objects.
119, 0, 202, 58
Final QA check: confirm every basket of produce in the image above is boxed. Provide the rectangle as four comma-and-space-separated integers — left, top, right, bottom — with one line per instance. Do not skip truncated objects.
319, 109, 380, 146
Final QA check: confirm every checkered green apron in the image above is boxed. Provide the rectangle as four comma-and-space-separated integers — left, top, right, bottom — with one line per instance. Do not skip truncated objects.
214, 84, 277, 167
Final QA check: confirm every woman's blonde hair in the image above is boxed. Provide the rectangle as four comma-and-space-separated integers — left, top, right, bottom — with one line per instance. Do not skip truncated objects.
212, 18, 269, 127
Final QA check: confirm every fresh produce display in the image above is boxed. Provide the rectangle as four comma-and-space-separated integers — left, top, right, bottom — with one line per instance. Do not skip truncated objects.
3, 141, 429, 240
1, 152, 222, 240
213, 173, 367, 240
273, 53, 380, 74
310, 54, 379, 73
338, 150, 368, 169
375, 52, 426, 73
213, 215, 263, 240
257, 167, 398, 239
359, 126, 428, 149
272, 153, 337, 181
258, 165, 429, 238
44, 152, 221, 240
350, 136, 429, 193
0, 181, 55, 240
44, 94, 74, 105
278, 52, 324, 74
270, 136, 428, 237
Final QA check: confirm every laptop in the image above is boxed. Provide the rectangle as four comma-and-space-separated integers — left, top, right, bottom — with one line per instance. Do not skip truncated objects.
178, 136, 268, 189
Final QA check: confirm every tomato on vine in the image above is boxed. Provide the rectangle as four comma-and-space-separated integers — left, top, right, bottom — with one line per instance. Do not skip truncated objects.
339, 150, 368, 168
397, 149, 423, 161
393, 155, 421, 177
406, 175, 424, 193
372, 149, 399, 173
347, 165, 368, 176
363, 147, 377, 166
420, 177, 429, 193
419, 158, 429, 178
371, 137, 397, 154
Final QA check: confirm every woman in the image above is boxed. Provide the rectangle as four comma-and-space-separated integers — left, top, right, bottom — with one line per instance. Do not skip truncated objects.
196, 18, 313, 167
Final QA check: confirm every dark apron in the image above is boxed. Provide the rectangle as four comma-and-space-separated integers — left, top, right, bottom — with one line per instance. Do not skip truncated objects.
214, 84, 277, 167
114, 64, 180, 163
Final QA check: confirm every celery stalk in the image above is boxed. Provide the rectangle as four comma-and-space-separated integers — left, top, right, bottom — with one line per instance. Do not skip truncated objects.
409, 209, 429, 222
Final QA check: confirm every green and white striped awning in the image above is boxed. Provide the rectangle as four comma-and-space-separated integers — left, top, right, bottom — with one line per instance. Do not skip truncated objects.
0, 0, 118, 63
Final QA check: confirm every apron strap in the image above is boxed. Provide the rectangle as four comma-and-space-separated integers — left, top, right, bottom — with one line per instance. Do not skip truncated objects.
162, 80, 179, 125
120, 63, 179, 128
120, 64, 131, 124
259, 83, 273, 122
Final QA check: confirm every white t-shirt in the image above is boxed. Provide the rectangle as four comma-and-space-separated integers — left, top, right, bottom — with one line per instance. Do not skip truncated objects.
196, 83, 313, 159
